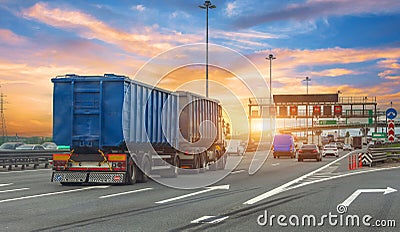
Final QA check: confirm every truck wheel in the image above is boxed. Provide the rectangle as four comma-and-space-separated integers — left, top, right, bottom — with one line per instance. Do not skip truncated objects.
137, 156, 151, 183
161, 155, 179, 178
126, 158, 138, 185
217, 155, 226, 170
200, 153, 207, 173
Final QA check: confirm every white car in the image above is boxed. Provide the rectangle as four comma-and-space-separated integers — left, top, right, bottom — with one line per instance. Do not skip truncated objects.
322, 144, 339, 157
343, 144, 352, 151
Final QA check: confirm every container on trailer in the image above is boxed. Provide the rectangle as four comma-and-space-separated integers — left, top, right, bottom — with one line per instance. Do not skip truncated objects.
52, 74, 179, 153
176, 91, 222, 153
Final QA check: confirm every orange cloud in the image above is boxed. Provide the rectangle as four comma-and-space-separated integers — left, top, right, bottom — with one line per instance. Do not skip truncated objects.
0, 29, 27, 45
22, 2, 201, 57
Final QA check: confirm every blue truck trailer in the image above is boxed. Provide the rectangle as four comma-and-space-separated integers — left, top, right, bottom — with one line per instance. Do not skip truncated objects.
51, 74, 227, 185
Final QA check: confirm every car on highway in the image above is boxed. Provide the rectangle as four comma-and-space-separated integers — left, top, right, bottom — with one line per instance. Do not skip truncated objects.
297, 144, 322, 162
42, 142, 58, 150
367, 141, 375, 149
16, 144, 45, 150
226, 139, 244, 155
336, 142, 344, 149
0, 142, 25, 150
322, 144, 339, 157
343, 144, 352, 151
272, 134, 296, 158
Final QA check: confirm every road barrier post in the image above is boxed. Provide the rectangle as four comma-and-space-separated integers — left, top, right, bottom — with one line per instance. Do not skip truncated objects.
348, 155, 352, 170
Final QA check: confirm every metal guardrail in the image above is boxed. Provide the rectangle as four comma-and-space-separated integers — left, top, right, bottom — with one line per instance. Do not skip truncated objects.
0, 150, 69, 171
361, 147, 400, 167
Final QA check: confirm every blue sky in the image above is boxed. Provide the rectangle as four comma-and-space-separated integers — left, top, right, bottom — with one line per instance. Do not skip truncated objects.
0, 0, 399, 135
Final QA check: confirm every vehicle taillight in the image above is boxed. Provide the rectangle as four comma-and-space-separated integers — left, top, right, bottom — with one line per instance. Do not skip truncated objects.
312, 149, 317, 153
298, 150, 303, 153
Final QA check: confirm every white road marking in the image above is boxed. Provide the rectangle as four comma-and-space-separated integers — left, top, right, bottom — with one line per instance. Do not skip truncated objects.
0, 185, 109, 203
191, 215, 229, 224
0, 169, 50, 174
231, 170, 245, 174
0, 183, 13, 187
340, 187, 397, 207
155, 185, 230, 204
244, 151, 353, 205
99, 188, 153, 199
244, 162, 400, 205
272, 163, 280, 166
0, 188, 29, 193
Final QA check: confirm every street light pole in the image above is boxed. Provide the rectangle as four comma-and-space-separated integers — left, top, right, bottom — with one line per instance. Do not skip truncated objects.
303, 76, 311, 95
266, 54, 276, 106
199, 1, 216, 98
302, 76, 311, 141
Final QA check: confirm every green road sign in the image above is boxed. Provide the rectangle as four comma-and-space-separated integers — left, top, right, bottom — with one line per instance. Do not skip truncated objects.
319, 120, 337, 125
372, 132, 386, 139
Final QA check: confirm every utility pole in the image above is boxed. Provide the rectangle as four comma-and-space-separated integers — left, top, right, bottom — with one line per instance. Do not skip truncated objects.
0, 89, 7, 143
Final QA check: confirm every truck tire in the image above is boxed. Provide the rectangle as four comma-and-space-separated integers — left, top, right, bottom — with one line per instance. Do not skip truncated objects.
217, 155, 226, 170
161, 155, 179, 178
137, 156, 151, 183
200, 153, 207, 173
193, 154, 201, 169
209, 150, 219, 171
126, 158, 138, 185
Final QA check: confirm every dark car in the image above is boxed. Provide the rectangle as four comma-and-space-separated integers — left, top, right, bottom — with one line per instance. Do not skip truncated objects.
298, 144, 322, 162
0, 142, 25, 150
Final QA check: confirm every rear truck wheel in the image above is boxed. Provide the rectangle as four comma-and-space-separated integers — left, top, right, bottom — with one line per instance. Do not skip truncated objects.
193, 154, 201, 169
298, 157, 303, 162
217, 154, 226, 170
126, 158, 138, 185
160, 155, 179, 178
137, 156, 151, 183
200, 153, 207, 173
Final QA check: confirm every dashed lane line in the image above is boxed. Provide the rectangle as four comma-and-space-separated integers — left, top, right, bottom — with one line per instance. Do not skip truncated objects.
0, 188, 29, 194
0, 186, 109, 204
99, 188, 153, 199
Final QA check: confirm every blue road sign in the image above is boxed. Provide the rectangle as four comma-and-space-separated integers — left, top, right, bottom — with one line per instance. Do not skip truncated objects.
386, 108, 397, 120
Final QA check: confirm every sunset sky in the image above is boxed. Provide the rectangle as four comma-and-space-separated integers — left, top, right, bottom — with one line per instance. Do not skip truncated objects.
0, 0, 400, 136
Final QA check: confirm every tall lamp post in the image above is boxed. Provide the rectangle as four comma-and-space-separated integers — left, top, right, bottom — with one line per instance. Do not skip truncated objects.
199, 1, 216, 98
266, 54, 276, 105
303, 76, 311, 95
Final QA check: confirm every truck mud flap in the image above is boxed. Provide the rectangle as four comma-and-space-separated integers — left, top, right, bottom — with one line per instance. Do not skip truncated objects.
52, 172, 125, 184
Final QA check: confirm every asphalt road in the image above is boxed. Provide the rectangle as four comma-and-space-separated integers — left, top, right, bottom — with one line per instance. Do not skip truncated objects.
0, 149, 398, 232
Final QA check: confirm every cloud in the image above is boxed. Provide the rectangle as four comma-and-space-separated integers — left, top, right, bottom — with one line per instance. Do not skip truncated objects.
21, 2, 201, 57
234, 0, 400, 28
377, 59, 400, 69
0, 29, 27, 45
225, 2, 237, 17
311, 68, 360, 77
132, 4, 145, 12
170, 10, 191, 19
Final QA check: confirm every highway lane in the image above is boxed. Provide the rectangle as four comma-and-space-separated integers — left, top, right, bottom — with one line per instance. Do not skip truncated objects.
0, 150, 352, 231
199, 167, 400, 232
